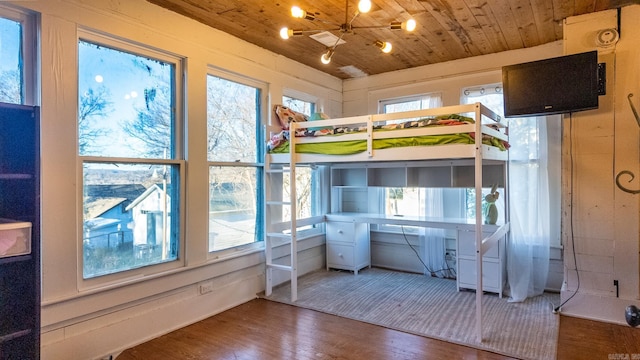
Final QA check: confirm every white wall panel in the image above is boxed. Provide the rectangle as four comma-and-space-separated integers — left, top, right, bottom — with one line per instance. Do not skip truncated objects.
561, 6, 640, 324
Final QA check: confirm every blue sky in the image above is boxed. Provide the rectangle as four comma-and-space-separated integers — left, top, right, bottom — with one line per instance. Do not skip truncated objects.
0, 17, 20, 72
78, 40, 170, 158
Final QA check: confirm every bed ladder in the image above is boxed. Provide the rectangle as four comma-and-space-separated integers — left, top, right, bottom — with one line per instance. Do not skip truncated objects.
264, 157, 298, 302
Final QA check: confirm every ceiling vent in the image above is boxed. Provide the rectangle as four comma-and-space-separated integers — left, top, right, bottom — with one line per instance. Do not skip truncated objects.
309, 32, 346, 47
339, 65, 368, 78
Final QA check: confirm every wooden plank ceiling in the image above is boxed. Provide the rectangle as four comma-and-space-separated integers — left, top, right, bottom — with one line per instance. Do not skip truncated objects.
146, 0, 636, 79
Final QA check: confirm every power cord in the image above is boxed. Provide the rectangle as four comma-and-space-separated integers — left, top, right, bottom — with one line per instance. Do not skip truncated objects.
400, 226, 455, 279
553, 113, 580, 313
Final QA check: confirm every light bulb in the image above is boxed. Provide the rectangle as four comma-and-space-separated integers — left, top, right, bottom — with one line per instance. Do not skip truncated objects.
280, 27, 291, 39
291, 6, 305, 18
321, 50, 334, 64
375, 40, 392, 53
404, 19, 417, 32
391, 19, 417, 31
279, 28, 302, 39
291, 6, 315, 20
358, 0, 372, 13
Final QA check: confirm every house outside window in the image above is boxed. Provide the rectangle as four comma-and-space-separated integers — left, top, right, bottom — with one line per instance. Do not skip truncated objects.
78, 32, 184, 279
207, 71, 265, 252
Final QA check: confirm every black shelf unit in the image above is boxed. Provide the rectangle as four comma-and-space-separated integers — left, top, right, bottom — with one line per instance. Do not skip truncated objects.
0, 102, 40, 359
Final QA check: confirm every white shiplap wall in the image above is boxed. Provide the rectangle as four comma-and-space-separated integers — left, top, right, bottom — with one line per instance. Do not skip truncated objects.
560, 6, 640, 324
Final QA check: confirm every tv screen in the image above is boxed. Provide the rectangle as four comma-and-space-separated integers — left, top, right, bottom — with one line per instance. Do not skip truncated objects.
502, 51, 600, 118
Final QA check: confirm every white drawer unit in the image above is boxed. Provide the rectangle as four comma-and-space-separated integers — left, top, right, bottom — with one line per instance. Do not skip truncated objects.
326, 221, 370, 274
456, 230, 506, 297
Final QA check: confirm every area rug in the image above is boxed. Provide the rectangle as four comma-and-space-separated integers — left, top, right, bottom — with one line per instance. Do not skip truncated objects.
263, 267, 559, 360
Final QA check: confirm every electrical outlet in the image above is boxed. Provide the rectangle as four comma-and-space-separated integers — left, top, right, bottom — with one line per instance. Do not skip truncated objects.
199, 281, 214, 295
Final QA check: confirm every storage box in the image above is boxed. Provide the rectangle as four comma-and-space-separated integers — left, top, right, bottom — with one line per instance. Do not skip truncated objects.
0, 218, 32, 258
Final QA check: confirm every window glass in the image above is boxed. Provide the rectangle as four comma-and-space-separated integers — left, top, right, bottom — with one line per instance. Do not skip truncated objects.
386, 188, 424, 217
207, 76, 258, 163
82, 162, 180, 277
207, 73, 263, 252
461, 86, 506, 220
79, 37, 181, 279
381, 96, 436, 113
0, 16, 22, 103
462, 84, 560, 247
78, 41, 174, 158
208, 166, 259, 251
283, 167, 316, 219
380, 93, 442, 225
283, 95, 315, 115
281, 95, 321, 227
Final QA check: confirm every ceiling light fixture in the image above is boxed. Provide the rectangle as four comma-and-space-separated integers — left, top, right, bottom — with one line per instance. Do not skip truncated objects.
279, 0, 417, 65
375, 40, 392, 53
321, 49, 335, 64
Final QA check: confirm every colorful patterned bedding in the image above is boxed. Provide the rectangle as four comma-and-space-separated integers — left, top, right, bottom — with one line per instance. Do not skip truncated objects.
268, 105, 509, 155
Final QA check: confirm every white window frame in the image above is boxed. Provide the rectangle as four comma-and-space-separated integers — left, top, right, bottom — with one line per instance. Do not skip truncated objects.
281, 90, 326, 238
206, 67, 268, 257
374, 93, 459, 234
77, 29, 186, 289
0, 4, 38, 105
378, 93, 441, 114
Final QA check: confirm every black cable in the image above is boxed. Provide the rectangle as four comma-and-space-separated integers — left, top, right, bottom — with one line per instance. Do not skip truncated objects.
554, 113, 580, 313
400, 225, 454, 279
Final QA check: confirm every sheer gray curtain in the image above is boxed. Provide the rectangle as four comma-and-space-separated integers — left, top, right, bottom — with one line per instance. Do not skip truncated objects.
420, 188, 448, 277
462, 87, 551, 302
506, 117, 550, 302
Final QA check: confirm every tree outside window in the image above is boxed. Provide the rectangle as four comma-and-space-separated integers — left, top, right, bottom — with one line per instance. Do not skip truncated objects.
207, 74, 263, 252
281, 95, 320, 224
0, 16, 23, 103
78, 37, 182, 279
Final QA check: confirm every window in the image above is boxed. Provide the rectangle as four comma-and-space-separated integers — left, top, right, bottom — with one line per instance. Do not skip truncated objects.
78, 33, 183, 279
207, 72, 265, 252
0, 6, 36, 104
379, 93, 443, 229
283, 95, 315, 115
462, 84, 560, 248
281, 95, 322, 231
379, 94, 441, 113
461, 85, 506, 220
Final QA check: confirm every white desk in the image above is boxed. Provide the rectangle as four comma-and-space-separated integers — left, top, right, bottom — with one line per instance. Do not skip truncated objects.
324, 212, 509, 296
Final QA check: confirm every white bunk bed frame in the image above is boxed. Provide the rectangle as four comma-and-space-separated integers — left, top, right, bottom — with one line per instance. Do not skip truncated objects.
264, 102, 509, 342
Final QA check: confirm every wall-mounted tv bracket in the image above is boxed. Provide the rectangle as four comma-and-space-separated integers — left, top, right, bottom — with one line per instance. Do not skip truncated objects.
615, 93, 640, 194
597, 63, 606, 96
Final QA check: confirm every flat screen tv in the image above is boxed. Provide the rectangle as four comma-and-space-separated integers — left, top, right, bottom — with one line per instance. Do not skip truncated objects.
502, 51, 601, 118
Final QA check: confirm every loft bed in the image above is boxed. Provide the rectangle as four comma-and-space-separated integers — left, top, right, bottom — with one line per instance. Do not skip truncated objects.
264, 102, 510, 342
267, 102, 509, 164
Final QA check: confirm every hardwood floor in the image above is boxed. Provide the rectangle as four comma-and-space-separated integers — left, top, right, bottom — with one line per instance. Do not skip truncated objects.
557, 315, 640, 360
116, 298, 640, 360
